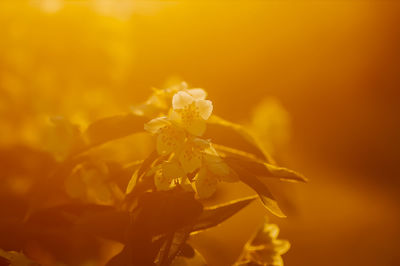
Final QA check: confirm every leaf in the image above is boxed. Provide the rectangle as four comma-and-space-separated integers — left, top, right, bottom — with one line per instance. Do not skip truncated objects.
206, 115, 273, 163
71, 114, 148, 156
0, 249, 37, 266
109, 190, 203, 266
126, 169, 139, 194
223, 156, 307, 183
191, 196, 257, 234
25, 204, 130, 243
18, 204, 111, 265
156, 229, 191, 266
137, 150, 160, 178
75, 209, 131, 243
133, 189, 203, 236
226, 163, 286, 218
172, 248, 207, 266
123, 150, 160, 208
106, 237, 165, 266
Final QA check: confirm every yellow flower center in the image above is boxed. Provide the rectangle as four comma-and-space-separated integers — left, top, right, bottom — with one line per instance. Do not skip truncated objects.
159, 125, 184, 149
180, 102, 201, 126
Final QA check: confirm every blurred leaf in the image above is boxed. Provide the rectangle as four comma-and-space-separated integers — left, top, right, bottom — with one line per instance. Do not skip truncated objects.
16, 204, 108, 265
75, 209, 130, 243
224, 156, 307, 183
234, 222, 290, 266
0, 249, 37, 266
72, 114, 148, 156
109, 189, 203, 265
206, 115, 273, 163
133, 189, 203, 236
124, 150, 160, 209
191, 196, 257, 234
44, 116, 84, 161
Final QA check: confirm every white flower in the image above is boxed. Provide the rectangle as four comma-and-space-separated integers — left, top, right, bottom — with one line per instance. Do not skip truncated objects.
178, 137, 209, 175
144, 117, 186, 156
170, 89, 213, 136
194, 145, 238, 199
144, 87, 237, 197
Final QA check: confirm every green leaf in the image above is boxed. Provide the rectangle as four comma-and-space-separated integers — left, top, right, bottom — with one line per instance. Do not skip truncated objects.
124, 150, 160, 208
133, 189, 203, 236
126, 169, 139, 194
224, 156, 307, 183
206, 115, 274, 163
72, 114, 148, 156
244, 176, 285, 218
137, 150, 159, 178
75, 209, 131, 243
109, 190, 203, 266
191, 196, 257, 234
156, 229, 191, 266
226, 163, 286, 218
26, 204, 129, 243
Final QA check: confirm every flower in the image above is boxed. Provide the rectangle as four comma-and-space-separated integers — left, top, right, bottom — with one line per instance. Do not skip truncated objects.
144, 88, 213, 156
131, 82, 189, 117
170, 89, 213, 136
152, 137, 211, 191
178, 137, 209, 174
144, 117, 186, 156
194, 145, 238, 198
144, 86, 236, 198
235, 222, 290, 266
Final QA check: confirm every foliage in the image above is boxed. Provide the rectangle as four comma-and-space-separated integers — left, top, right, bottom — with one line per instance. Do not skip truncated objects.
0, 82, 306, 265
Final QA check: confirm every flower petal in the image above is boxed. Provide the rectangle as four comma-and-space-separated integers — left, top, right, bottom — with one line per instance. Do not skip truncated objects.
195, 168, 218, 199
204, 146, 238, 182
179, 144, 202, 174
187, 88, 207, 100
187, 119, 207, 136
156, 125, 185, 155
144, 117, 169, 134
172, 91, 194, 109
196, 100, 213, 120
168, 109, 183, 125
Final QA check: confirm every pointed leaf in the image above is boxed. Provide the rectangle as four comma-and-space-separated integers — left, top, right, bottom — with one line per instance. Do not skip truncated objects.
206, 115, 273, 162
191, 196, 257, 234
224, 156, 307, 183
244, 176, 285, 218
157, 229, 191, 266
226, 163, 286, 218
72, 114, 148, 156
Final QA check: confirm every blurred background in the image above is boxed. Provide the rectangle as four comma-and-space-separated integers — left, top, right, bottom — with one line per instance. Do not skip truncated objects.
1, 0, 400, 265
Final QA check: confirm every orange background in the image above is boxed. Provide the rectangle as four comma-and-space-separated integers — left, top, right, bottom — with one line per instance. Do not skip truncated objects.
1, 1, 399, 265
